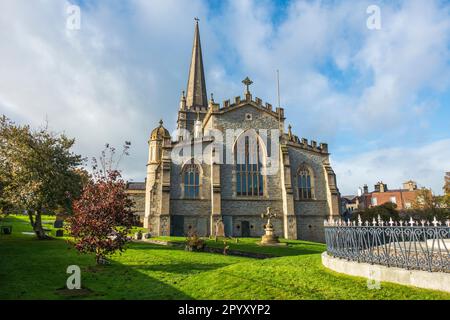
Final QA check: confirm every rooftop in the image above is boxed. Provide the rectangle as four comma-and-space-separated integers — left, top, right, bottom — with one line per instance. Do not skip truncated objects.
126, 182, 146, 191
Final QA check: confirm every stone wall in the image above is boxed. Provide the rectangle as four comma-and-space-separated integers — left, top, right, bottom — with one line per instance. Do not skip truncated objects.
287, 146, 328, 201
126, 191, 145, 224
171, 159, 212, 200
170, 199, 211, 216
287, 146, 331, 242
229, 216, 284, 237
181, 215, 210, 236
221, 199, 283, 237
296, 215, 327, 243
322, 252, 450, 293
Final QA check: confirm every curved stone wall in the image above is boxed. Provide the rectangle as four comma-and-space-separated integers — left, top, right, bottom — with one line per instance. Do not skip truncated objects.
322, 252, 450, 293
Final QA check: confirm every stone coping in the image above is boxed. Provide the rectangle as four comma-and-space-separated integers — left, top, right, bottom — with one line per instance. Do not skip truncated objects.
322, 252, 450, 293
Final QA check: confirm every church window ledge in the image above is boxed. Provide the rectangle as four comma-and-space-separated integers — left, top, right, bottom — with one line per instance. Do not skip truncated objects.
233, 196, 268, 201
295, 198, 318, 202
179, 197, 206, 201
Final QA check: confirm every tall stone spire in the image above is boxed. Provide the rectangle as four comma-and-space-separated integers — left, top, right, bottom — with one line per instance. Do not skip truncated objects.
186, 19, 207, 109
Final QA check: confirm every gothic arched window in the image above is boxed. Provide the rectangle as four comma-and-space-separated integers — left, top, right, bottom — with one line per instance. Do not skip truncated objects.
297, 165, 314, 200
183, 163, 200, 199
235, 135, 264, 197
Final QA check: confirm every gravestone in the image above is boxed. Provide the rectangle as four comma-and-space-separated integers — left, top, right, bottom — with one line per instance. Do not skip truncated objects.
1, 226, 12, 235
214, 219, 225, 237
54, 220, 64, 228
134, 231, 143, 240
143, 232, 152, 239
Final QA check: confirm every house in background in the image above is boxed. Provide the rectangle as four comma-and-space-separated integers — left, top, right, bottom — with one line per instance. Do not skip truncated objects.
125, 182, 146, 226
358, 180, 423, 211
341, 195, 359, 213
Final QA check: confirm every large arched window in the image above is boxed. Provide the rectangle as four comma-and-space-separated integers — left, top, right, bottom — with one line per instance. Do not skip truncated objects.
297, 165, 314, 200
182, 163, 200, 199
235, 134, 264, 197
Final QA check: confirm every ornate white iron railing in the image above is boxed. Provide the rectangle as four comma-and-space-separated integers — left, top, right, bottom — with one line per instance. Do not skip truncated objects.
324, 215, 450, 272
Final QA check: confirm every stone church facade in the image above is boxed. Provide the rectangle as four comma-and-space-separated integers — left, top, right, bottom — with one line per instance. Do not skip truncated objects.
132, 22, 341, 243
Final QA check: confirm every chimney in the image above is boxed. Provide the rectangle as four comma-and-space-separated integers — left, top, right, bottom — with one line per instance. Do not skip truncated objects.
375, 181, 387, 193
363, 184, 369, 194
402, 180, 417, 191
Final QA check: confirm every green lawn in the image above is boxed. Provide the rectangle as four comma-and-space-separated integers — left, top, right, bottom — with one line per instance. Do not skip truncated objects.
0, 215, 449, 300
154, 236, 327, 257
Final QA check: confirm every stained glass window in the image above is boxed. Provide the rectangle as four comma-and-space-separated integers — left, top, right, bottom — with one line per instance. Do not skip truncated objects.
183, 163, 200, 199
298, 166, 313, 199
236, 136, 264, 196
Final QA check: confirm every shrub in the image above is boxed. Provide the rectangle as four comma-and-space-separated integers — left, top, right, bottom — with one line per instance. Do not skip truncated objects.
185, 232, 205, 252
358, 202, 400, 222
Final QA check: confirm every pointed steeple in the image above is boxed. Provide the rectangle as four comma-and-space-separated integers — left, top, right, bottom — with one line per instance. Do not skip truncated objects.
186, 19, 207, 109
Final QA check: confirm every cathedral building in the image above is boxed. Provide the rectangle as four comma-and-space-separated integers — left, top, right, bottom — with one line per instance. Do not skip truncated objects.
136, 21, 341, 242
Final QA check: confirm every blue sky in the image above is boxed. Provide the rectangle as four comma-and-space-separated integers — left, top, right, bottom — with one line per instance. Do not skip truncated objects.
0, 0, 449, 195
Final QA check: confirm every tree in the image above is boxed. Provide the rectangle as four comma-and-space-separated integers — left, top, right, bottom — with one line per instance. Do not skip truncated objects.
67, 143, 134, 264
0, 116, 84, 239
0, 177, 13, 218
358, 202, 400, 222
445, 172, 450, 195
444, 172, 450, 207
408, 187, 449, 220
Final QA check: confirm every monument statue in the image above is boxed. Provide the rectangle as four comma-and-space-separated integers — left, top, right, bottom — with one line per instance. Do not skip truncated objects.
260, 207, 284, 246
261, 207, 276, 228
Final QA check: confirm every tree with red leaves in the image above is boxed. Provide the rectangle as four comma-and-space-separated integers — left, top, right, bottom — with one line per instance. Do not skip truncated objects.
67, 143, 134, 264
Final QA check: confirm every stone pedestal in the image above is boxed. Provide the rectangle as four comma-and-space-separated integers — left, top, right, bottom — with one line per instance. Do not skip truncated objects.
261, 226, 279, 245
260, 225, 287, 246
259, 207, 287, 246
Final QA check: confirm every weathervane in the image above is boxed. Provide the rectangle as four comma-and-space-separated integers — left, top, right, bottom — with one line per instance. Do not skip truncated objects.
194, 17, 200, 23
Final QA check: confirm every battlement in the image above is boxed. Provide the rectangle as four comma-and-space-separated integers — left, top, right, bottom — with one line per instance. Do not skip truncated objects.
287, 135, 329, 154
179, 105, 209, 112
215, 94, 283, 118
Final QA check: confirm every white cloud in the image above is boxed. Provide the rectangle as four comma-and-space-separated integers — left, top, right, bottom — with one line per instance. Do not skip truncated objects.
354, 0, 450, 129
0, 0, 212, 179
333, 138, 450, 195
0, 0, 448, 193
214, 0, 450, 140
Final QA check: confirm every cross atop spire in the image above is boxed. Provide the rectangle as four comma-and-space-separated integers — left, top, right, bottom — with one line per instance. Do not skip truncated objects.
185, 19, 208, 109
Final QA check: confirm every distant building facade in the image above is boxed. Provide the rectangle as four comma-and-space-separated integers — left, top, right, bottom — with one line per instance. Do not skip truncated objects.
341, 195, 360, 213
358, 180, 422, 210
125, 182, 145, 225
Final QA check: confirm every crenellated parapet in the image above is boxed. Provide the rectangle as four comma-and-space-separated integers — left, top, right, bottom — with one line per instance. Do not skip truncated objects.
284, 133, 329, 154
203, 93, 285, 125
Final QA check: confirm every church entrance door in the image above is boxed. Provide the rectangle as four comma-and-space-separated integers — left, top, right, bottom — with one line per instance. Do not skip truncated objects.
171, 215, 184, 236
241, 221, 251, 237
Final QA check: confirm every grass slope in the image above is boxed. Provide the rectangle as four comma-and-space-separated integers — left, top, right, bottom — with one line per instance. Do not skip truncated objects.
0, 215, 449, 300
